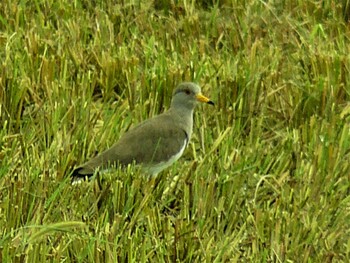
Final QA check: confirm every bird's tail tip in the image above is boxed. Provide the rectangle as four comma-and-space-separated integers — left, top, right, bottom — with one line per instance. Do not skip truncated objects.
71, 167, 93, 184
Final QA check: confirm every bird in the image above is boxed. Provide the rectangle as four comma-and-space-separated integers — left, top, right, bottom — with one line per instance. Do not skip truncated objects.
71, 82, 214, 181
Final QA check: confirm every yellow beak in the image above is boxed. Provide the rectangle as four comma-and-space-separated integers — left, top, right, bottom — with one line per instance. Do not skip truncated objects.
196, 93, 214, 105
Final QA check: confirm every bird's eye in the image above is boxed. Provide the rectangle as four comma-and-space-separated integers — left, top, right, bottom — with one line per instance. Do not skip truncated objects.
185, 90, 191, 95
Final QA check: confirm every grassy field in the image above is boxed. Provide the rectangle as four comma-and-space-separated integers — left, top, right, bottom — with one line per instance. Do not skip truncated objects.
1, 0, 350, 262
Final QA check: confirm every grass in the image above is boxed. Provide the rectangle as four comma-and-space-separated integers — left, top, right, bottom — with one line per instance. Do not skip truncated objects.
1, 0, 350, 262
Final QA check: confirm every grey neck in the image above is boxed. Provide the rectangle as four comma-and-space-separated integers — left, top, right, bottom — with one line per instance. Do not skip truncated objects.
168, 105, 194, 139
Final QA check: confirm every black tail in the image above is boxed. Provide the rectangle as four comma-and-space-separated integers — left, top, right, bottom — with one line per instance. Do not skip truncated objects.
71, 167, 93, 183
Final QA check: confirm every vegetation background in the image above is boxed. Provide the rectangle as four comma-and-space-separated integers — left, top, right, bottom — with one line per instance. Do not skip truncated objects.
1, 0, 350, 262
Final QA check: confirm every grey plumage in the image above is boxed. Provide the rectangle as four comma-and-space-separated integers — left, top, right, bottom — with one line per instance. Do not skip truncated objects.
72, 82, 214, 180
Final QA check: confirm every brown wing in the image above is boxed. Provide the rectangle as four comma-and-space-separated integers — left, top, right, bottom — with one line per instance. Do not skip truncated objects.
73, 114, 188, 177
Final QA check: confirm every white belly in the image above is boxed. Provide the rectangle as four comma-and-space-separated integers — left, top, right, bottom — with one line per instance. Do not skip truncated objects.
143, 139, 187, 176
